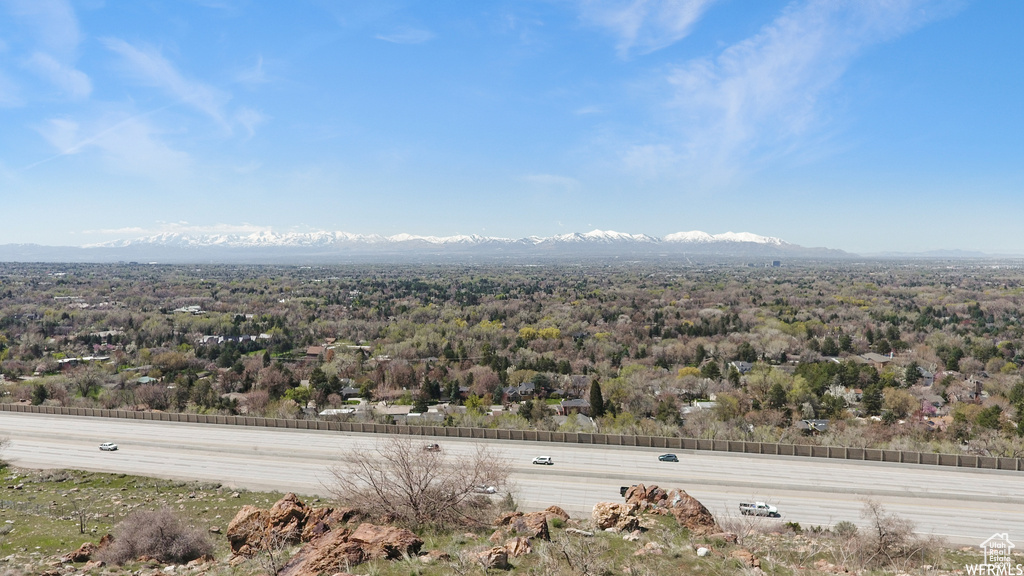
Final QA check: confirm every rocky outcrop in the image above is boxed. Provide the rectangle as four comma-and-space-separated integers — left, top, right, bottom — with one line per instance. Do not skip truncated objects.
227, 493, 354, 557
226, 505, 269, 556
622, 484, 718, 535
276, 523, 421, 576
277, 529, 361, 576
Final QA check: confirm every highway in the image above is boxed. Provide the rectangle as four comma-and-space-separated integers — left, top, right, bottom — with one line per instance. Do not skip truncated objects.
0, 412, 1018, 545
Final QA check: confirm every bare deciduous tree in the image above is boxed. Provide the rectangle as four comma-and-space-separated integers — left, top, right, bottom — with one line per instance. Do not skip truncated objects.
327, 436, 511, 530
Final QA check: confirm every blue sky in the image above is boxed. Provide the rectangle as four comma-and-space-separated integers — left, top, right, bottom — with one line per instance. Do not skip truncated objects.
1, 0, 1021, 254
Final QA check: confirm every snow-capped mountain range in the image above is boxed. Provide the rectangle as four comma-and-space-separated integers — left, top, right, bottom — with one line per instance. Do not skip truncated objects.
87, 229, 785, 249
0, 229, 843, 263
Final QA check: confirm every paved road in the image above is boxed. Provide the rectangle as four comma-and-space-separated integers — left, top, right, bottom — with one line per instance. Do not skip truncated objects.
0, 412, 1018, 545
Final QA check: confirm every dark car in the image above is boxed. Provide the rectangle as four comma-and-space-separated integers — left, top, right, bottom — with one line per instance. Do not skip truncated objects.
658, 453, 678, 462
424, 443, 441, 452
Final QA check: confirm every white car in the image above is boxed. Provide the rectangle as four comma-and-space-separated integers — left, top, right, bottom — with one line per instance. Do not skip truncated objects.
99, 442, 118, 451
531, 456, 554, 465
474, 484, 497, 494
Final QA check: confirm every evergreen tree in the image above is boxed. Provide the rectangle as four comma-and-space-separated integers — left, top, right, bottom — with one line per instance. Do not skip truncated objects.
904, 362, 921, 387
589, 380, 605, 418
31, 383, 48, 405
861, 384, 883, 416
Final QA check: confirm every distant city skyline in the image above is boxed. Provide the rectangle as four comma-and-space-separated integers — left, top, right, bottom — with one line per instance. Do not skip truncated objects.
1, 1, 1022, 254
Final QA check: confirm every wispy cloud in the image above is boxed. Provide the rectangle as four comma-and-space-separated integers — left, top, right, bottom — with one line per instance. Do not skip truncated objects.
635, 0, 959, 178
234, 55, 269, 86
32, 109, 191, 177
578, 0, 717, 58
83, 222, 272, 237
522, 173, 581, 191
234, 106, 266, 137
574, 105, 604, 115
3, 0, 81, 58
4, 0, 92, 99
25, 51, 91, 98
102, 38, 231, 127
0, 70, 22, 107
375, 26, 435, 44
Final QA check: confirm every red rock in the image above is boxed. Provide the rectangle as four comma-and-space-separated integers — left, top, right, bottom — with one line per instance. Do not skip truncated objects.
508, 512, 550, 541
277, 529, 362, 576
349, 523, 423, 560
226, 505, 270, 555
544, 506, 570, 522
477, 546, 509, 569
61, 542, 97, 563
504, 536, 533, 558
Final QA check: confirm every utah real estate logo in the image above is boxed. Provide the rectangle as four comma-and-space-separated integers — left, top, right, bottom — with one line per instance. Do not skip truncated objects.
966, 533, 1020, 575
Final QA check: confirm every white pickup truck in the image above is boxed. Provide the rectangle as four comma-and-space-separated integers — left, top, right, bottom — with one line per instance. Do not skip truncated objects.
738, 502, 778, 517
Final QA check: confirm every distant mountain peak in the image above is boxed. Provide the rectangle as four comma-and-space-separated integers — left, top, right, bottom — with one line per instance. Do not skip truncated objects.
86, 228, 781, 249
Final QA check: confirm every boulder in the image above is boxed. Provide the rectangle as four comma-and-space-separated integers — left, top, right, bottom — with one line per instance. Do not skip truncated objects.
623, 484, 719, 535
61, 542, 97, 563
508, 512, 550, 541
489, 528, 509, 544
277, 529, 362, 576
477, 546, 510, 570
504, 536, 533, 558
82, 560, 105, 570
267, 492, 311, 541
226, 505, 270, 555
592, 502, 640, 532
543, 506, 570, 522
664, 489, 718, 535
709, 532, 738, 544
301, 507, 354, 541
495, 511, 522, 526
349, 523, 423, 561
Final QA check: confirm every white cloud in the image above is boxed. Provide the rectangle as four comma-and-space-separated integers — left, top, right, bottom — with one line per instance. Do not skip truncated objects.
25, 51, 91, 98
234, 55, 268, 86
578, 0, 717, 58
83, 222, 271, 237
234, 106, 266, 137
102, 38, 231, 127
34, 111, 191, 177
574, 105, 604, 115
3, 0, 81, 58
375, 26, 435, 44
639, 0, 959, 177
522, 173, 581, 191
4, 0, 92, 100
0, 69, 22, 107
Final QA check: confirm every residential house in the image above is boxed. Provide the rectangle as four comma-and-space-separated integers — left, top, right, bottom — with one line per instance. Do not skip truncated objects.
556, 398, 591, 416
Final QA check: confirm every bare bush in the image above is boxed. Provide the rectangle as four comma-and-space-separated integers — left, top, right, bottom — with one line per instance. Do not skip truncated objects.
858, 499, 941, 569
96, 507, 213, 565
327, 436, 510, 530
536, 531, 611, 576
